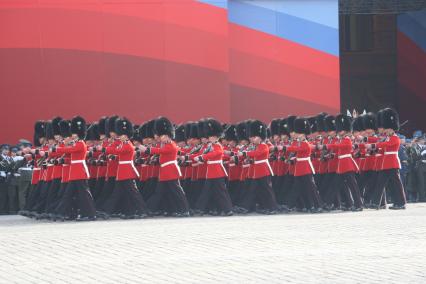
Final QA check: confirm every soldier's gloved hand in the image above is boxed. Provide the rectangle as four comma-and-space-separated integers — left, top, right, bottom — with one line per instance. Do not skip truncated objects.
363, 136, 368, 142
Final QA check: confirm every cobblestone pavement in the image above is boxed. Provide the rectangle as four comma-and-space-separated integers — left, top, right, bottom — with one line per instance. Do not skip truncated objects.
1, 204, 426, 284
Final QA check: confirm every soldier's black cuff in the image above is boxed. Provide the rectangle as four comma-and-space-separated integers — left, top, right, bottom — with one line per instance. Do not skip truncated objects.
177, 150, 182, 155
198, 156, 204, 163
353, 144, 359, 150
35, 149, 40, 155
44, 151, 49, 158
229, 151, 235, 157
363, 136, 368, 142
371, 144, 376, 150
88, 151, 93, 158
145, 147, 151, 155
185, 155, 189, 161
135, 150, 141, 158
242, 151, 247, 158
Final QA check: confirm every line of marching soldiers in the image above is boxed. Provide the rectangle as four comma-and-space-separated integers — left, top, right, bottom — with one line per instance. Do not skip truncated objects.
18, 108, 406, 221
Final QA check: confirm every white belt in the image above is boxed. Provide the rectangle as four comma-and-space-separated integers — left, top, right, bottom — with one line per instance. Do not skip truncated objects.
338, 154, 352, 159
33, 167, 41, 171
70, 160, 90, 178
118, 160, 140, 178
296, 157, 310, 161
206, 160, 228, 177
191, 163, 198, 167
376, 154, 382, 157
160, 160, 182, 177
207, 160, 222, 165
242, 164, 250, 168
229, 163, 236, 167
254, 159, 274, 176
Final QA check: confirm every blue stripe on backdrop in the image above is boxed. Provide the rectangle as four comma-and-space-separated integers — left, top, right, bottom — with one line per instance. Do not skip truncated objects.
228, 0, 339, 56
240, 0, 339, 29
197, 0, 228, 9
398, 11, 426, 52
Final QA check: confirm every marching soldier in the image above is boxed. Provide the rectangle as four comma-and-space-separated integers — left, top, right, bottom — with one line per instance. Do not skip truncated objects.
53, 116, 96, 221
140, 117, 190, 217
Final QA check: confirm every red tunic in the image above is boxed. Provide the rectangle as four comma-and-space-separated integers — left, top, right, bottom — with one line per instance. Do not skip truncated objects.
201, 143, 227, 179
56, 140, 89, 181
105, 140, 139, 181
150, 142, 181, 181
286, 141, 314, 177
327, 136, 358, 174
245, 143, 273, 179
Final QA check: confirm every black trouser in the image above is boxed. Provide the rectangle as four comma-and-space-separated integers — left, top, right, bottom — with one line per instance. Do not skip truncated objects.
51, 182, 68, 214
287, 174, 319, 209
147, 179, 189, 214
318, 173, 335, 201
327, 172, 362, 209
0, 178, 10, 214
24, 183, 41, 211
45, 178, 61, 214
103, 179, 147, 216
227, 180, 241, 205
371, 169, 407, 206
92, 178, 105, 201
32, 181, 51, 213
195, 177, 233, 213
239, 176, 277, 211
141, 178, 158, 201
281, 175, 294, 206
415, 163, 426, 201
56, 180, 96, 218
95, 178, 115, 211
358, 171, 373, 199
186, 179, 204, 209
88, 178, 97, 200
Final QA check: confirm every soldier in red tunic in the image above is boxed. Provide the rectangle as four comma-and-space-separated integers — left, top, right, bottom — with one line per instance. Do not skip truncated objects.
99, 117, 147, 219
238, 120, 278, 214
323, 114, 363, 211
53, 116, 96, 221
367, 108, 407, 209
140, 117, 190, 217
193, 118, 233, 216
285, 117, 322, 213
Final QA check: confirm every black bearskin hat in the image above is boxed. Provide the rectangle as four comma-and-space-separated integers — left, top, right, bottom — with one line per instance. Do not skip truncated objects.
352, 116, 364, 132
146, 120, 155, 139
45, 122, 54, 140
376, 109, 385, 129
335, 114, 352, 132
98, 116, 107, 136
115, 117, 133, 137
324, 115, 336, 132
85, 123, 100, 141
308, 116, 318, 133
154, 117, 174, 138
382, 108, 399, 131
59, 120, 72, 138
362, 112, 377, 131
269, 118, 281, 137
248, 120, 267, 140
106, 115, 119, 136
316, 113, 327, 132
203, 118, 223, 137
197, 119, 207, 139
294, 117, 311, 135
279, 118, 290, 136
138, 123, 147, 140
236, 121, 249, 142
175, 124, 186, 143
51, 116, 63, 136
224, 125, 238, 141
34, 120, 46, 138
188, 122, 199, 139
71, 116, 87, 138
287, 115, 297, 133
